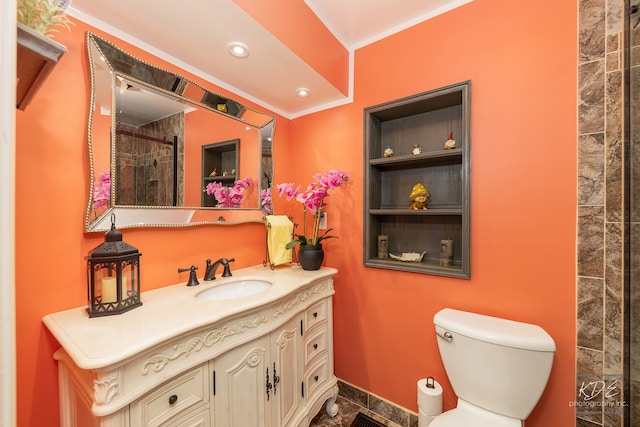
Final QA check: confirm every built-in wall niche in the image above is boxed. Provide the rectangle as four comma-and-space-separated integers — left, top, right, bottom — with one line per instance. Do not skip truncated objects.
364, 81, 471, 278
201, 139, 239, 207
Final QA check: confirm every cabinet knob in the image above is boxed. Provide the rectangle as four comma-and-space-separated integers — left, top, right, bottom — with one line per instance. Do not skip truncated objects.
314, 375, 319, 382
313, 312, 318, 318
313, 343, 318, 350
168, 394, 178, 405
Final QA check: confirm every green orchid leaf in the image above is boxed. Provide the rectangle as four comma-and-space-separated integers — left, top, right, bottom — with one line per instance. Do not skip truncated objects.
285, 240, 301, 250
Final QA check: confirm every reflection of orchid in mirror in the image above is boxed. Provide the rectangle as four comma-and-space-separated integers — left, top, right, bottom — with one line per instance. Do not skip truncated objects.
92, 172, 111, 218
260, 188, 272, 214
206, 177, 253, 208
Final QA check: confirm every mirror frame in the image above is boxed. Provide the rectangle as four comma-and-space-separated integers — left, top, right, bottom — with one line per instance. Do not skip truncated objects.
84, 32, 275, 232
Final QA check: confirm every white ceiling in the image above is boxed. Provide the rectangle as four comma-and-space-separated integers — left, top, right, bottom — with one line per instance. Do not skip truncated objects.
68, 0, 471, 119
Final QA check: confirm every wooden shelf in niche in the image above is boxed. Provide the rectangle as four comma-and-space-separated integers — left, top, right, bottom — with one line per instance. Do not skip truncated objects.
364, 81, 471, 278
16, 23, 66, 111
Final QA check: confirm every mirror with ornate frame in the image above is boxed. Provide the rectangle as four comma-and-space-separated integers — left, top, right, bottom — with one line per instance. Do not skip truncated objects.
85, 32, 275, 232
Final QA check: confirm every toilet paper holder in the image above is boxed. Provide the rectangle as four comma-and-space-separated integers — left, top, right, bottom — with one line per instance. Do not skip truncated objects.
426, 376, 435, 389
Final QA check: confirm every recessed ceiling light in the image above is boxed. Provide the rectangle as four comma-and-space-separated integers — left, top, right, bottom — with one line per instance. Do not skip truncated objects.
227, 42, 249, 58
296, 88, 310, 97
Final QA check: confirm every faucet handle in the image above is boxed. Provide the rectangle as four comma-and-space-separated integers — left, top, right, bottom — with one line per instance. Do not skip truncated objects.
221, 258, 235, 277
178, 266, 199, 287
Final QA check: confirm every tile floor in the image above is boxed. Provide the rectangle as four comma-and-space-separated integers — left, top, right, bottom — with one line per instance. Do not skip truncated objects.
309, 396, 399, 427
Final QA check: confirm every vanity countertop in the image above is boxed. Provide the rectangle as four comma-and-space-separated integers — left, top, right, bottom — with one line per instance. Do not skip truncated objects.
43, 264, 337, 371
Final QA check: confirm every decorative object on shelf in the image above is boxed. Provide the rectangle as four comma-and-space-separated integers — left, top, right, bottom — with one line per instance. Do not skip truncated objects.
210, 168, 217, 177
222, 169, 229, 176
17, 0, 74, 37
409, 183, 431, 210
377, 235, 389, 259
205, 177, 253, 208
86, 214, 142, 317
444, 132, 456, 150
439, 240, 454, 266
389, 251, 426, 262
231, 168, 236, 175
276, 169, 350, 270
384, 144, 394, 157
412, 144, 422, 155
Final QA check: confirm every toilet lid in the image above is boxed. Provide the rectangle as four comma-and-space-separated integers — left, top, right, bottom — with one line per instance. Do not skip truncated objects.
430, 405, 521, 427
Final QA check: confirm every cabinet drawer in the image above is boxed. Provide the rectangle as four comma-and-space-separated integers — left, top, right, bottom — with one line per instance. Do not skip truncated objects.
305, 300, 327, 330
163, 405, 211, 427
304, 326, 327, 365
131, 364, 209, 427
305, 355, 329, 398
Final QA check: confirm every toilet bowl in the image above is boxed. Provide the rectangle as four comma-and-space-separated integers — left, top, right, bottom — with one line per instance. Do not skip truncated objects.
431, 308, 555, 426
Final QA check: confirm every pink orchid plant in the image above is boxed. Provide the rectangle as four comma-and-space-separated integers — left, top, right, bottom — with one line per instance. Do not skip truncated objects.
260, 188, 272, 213
206, 177, 253, 208
276, 170, 349, 249
92, 172, 111, 217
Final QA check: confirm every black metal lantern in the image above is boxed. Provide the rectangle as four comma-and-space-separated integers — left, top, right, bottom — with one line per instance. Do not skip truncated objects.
87, 214, 142, 317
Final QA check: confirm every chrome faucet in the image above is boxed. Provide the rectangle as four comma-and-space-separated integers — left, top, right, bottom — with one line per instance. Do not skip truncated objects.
204, 257, 235, 281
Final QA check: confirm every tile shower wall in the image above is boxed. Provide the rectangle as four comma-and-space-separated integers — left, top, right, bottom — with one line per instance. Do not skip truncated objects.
631, 2, 640, 423
115, 113, 184, 206
577, 0, 627, 426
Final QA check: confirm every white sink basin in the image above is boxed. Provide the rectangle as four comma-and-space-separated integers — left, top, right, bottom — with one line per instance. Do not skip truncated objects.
195, 280, 272, 301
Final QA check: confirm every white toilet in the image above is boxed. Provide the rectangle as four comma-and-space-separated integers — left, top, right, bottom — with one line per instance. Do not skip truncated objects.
431, 308, 556, 427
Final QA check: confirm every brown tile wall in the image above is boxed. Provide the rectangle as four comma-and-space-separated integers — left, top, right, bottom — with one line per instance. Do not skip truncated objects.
115, 112, 184, 206
631, 1, 640, 424
577, 0, 629, 425
336, 380, 418, 427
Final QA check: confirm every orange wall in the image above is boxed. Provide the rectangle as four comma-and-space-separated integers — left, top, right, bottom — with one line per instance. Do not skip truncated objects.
15, 1, 576, 426
280, 0, 577, 426
14, 20, 287, 425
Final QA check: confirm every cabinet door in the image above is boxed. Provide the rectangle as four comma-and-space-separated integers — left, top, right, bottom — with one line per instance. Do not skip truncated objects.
271, 316, 303, 427
213, 335, 269, 427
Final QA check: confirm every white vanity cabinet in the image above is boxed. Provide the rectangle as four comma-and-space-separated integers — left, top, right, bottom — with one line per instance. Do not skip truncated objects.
43, 265, 338, 427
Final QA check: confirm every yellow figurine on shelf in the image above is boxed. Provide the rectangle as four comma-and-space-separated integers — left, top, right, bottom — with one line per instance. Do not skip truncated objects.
409, 183, 430, 210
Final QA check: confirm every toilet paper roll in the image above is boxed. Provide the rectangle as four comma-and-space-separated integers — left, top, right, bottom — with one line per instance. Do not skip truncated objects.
419, 408, 437, 427
417, 377, 443, 419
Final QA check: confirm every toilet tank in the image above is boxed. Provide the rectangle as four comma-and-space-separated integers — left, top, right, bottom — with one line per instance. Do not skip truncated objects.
434, 308, 555, 420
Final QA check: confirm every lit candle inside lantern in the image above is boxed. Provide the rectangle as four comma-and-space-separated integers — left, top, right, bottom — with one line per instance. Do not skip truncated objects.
102, 276, 117, 303
121, 275, 128, 299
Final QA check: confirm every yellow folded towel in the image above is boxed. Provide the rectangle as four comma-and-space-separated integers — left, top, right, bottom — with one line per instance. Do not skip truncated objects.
266, 215, 294, 266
